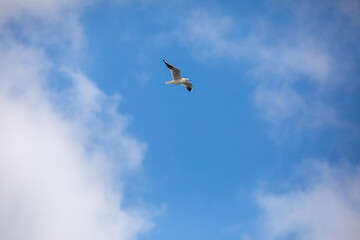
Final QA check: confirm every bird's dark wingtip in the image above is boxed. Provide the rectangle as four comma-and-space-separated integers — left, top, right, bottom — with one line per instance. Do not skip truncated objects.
163, 60, 173, 69
186, 87, 193, 92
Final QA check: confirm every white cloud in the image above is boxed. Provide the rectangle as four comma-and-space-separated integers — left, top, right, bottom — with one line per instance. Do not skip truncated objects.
256, 161, 360, 240
180, 10, 333, 83
179, 10, 241, 59
254, 85, 339, 134
0, 0, 87, 24
0, 1, 152, 240
174, 3, 360, 240
256, 43, 332, 85
176, 1, 359, 133
0, 0, 87, 52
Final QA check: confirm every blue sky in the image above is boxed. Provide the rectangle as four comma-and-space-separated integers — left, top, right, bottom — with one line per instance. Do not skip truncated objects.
0, 0, 360, 240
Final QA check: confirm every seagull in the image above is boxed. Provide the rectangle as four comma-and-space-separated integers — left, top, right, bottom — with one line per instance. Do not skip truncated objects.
163, 60, 193, 92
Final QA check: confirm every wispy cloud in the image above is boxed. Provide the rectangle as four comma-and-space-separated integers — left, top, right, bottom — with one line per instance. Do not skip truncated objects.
0, 0, 87, 52
256, 161, 360, 240
0, 1, 151, 239
177, 10, 241, 59
173, 3, 360, 239
175, 1, 360, 134
179, 9, 333, 82
254, 85, 339, 134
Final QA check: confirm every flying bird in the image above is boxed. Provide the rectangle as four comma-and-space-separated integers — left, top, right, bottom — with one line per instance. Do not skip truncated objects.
163, 60, 193, 92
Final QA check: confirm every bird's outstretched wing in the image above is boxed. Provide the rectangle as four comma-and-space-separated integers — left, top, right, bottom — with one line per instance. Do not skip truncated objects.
163, 60, 182, 80
181, 82, 193, 92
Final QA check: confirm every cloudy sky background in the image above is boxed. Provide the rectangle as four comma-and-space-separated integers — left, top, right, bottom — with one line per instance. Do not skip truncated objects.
0, 0, 359, 240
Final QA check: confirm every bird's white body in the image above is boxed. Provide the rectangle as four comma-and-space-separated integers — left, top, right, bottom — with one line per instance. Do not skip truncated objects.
163, 60, 193, 92
166, 78, 189, 85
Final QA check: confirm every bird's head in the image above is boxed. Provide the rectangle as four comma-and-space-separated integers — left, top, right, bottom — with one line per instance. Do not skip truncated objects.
185, 78, 191, 82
